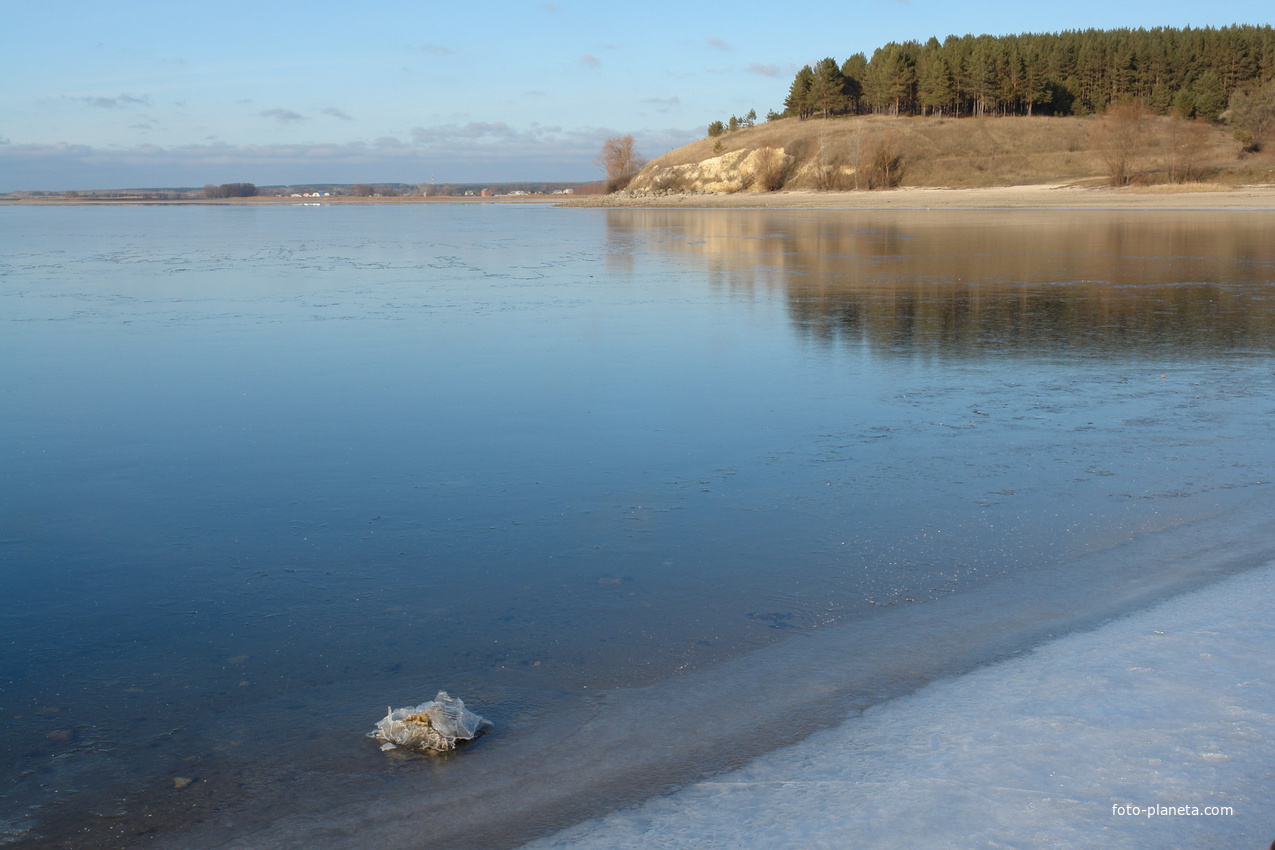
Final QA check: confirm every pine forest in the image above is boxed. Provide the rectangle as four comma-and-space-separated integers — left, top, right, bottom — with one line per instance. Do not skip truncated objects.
782, 25, 1275, 121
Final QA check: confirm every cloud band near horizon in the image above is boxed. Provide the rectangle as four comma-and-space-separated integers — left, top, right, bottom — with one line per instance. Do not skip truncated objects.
0, 124, 698, 191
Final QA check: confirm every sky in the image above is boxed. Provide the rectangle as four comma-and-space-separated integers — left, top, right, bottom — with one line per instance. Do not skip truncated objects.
2, 0, 1271, 190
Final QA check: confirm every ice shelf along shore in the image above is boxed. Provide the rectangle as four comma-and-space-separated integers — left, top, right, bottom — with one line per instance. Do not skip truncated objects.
524, 558, 1275, 850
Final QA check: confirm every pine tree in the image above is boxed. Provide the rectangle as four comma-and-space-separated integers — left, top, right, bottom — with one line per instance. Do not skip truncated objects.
840, 54, 868, 114
808, 57, 851, 118
784, 65, 815, 119
1172, 86, 1196, 118
1192, 70, 1227, 121
961, 37, 1002, 117
917, 54, 956, 116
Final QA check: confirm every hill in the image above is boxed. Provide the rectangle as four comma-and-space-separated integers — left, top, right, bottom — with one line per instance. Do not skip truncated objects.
626, 114, 1274, 195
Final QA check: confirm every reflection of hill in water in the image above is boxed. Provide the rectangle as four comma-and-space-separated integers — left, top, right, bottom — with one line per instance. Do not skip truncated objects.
607, 209, 1275, 358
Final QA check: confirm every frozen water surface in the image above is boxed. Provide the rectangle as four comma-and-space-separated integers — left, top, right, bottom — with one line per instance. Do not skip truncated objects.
1, 205, 1273, 848
526, 552, 1275, 850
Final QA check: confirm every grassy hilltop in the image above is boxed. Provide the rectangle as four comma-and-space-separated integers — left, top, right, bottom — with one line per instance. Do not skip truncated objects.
623, 25, 1275, 195
627, 114, 1274, 195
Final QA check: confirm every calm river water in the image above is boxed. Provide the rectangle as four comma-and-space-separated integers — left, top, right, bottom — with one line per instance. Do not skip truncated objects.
2, 204, 1273, 848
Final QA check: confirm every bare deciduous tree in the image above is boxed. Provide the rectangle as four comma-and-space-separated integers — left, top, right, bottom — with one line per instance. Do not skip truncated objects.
1093, 101, 1149, 187
753, 147, 789, 191
1157, 118, 1212, 183
865, 134, 907, 189
595, 136, 646, 193
813, 121, 848, 190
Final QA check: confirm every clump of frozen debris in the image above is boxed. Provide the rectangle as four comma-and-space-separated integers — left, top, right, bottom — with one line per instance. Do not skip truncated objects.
369, 691, 491, 752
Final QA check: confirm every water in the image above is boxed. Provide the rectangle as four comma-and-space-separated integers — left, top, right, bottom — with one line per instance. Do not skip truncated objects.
1, 204, 1273, 848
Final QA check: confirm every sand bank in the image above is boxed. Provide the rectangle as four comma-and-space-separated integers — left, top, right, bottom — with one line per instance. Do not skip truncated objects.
564, 183, 1275, 210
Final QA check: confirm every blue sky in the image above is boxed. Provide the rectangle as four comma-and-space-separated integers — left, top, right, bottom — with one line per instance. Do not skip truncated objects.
2, 0, 1270, 190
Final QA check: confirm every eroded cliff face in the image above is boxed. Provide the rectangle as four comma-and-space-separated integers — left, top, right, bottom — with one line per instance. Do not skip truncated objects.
614, 113, 1248, 197
627, 147, 798, 195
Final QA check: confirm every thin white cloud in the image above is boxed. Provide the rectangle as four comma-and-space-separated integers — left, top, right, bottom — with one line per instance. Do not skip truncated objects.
410, 122, 519, 146
323, 107, 353, 120
260, 108, 306, 123
417, 44, 454, 56
402, 123, 695, 163
642, 96, 680, 105
537, 3, 561, 11
2, 141, 95, 160
746, 62, 782, 77
707, 38, 732, 51
579, 53, 601, 69
0, 126, 702, 190
74, 93, 151, 109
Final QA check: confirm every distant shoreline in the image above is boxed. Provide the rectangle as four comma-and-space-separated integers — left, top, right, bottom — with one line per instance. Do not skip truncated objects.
562, 183, 1275, 211
6, 183, 1275, 210
0, 194, 565, 206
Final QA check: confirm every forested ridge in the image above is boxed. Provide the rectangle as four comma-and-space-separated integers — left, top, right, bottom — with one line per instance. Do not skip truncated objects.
782, 25, 1275, 121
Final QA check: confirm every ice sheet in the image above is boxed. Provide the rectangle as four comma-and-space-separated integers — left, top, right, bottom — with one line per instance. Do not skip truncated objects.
524, 559, 1275, 849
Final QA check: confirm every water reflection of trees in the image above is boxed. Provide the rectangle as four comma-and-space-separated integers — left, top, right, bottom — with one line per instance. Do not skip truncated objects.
606, 209, 1275, 358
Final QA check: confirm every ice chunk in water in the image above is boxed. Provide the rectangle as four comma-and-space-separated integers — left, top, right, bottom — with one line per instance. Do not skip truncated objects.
368, 691, 491, 752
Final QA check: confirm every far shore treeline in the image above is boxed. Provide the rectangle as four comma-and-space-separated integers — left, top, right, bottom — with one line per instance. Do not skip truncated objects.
11, 181, 598, 201
780, 25, 1275, 121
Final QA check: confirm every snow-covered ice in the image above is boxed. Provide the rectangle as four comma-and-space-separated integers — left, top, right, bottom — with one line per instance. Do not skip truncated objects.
525, 560, 1275, 850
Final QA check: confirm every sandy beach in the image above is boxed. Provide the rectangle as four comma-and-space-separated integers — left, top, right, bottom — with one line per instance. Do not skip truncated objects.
565, 182, 1275, 210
